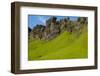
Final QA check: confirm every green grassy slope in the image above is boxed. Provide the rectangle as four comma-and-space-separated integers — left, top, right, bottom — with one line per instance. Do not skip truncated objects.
28, 27, 88, 60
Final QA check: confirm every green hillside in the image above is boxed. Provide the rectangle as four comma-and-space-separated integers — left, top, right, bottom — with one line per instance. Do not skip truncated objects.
28, 26, 88, 60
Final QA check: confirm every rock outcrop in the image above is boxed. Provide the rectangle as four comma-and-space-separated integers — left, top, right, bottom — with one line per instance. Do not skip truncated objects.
29, 16, 87, 40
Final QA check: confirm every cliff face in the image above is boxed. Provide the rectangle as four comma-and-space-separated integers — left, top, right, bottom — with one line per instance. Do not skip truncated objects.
29, 16, 87, 40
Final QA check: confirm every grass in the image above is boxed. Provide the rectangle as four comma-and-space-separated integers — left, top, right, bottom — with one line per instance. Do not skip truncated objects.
28, 26, 88, 60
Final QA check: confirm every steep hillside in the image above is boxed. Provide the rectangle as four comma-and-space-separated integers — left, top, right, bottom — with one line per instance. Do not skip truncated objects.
28, 26, 88, 60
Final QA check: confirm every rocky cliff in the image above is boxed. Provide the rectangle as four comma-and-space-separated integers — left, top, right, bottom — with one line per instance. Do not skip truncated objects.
29, 16, 87, 40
